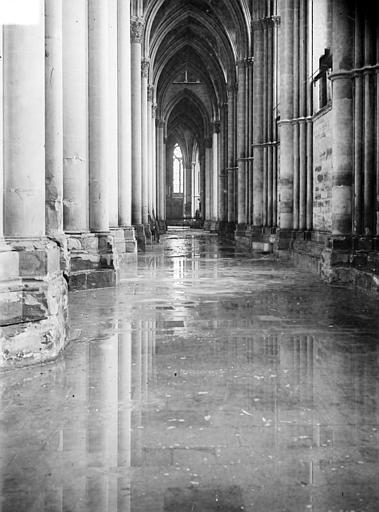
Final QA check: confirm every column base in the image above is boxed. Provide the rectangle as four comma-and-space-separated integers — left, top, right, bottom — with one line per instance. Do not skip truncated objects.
65, 232, 119, 290
158, 220, 167, 234
0, 238, 68, 371
144, 224, 153, 245
203, 220, 212, 231
291, 232, 379, 294
133, 224, 147, 251
209, 221, 219, 233
220, 222, 237, 239
234, 223, 249, 248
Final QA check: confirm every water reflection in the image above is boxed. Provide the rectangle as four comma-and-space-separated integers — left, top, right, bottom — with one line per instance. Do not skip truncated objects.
0, 233, 379, 511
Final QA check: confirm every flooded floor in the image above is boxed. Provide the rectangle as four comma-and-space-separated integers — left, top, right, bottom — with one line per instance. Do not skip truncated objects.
1, 231, 379, 511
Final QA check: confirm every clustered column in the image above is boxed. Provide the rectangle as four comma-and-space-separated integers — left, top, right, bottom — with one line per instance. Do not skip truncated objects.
277, 0, 312, 246
330, 0, 354, 237
351, 3, 378, 241
226, 83, 237, 226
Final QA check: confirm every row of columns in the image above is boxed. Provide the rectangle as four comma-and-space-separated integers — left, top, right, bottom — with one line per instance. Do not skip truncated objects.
1, 0, 158, 245
1, 0, 136, 241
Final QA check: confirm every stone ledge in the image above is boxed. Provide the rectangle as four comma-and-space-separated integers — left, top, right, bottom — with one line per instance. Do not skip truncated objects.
0, 273, 68, 371
291, 235, 379, 294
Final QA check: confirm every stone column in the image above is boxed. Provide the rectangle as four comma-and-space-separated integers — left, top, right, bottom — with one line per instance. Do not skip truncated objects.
237, 61, 247, 225
363, 10, 375, 236
141, 59, 150, 226
88, 0, 109, 233
63, 0, 88, 232
252, 20, 264, 227
147, 87, 154, 218
0, 27, 3, 241
130, 17, 144, 227
292, 0, 300, 230
331, 0, 354, 236
227, 83, 236, 223
212, 126, 220, 222
353, 7, 364, 235
262, 21, 268, 226
4, 12, 45, 237
298, 0, 307, 230
278, 0, 294, 231
108, 0, 119, 229
118, 0, 132, 227
2, 4, 67, 367
156, 120, 166, 226
205, 139, 212, 222
45, 0, 63, 237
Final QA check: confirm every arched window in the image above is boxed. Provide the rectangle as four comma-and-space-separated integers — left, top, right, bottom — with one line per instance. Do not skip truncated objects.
173, 144, 184, 194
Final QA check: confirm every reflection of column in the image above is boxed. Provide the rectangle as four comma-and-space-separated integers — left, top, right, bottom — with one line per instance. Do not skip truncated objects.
45, 0, 63, 236
118, 0, 132, 227
118, 321, 132, 511
279, 0, 294, 230
130, 18, 144, 225
62, 346, 88, 510
141, 59, 150, 224
292, 0, 300, 230
212, 125, 220, 221
103, 331, 118, 511
89, 0, 109, 232
331, 0, 354, 236
152, 106, 157, 216
236, 60, 247, 225
108, 0, 119, 228
4, 6, 45, 237
298, 0, 307, 230
62, 0, 88, 232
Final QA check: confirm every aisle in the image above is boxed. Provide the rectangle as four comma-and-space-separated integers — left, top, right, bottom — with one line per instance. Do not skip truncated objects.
1, 232, 379, 512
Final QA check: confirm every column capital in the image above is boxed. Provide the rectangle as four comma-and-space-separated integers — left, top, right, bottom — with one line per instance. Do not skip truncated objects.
141, 58, 150, 78
147, 84, 154, 102
130, 17, 144, 43
212, 121, 221, 134
152, 104, 158, 118
237, 57, 254, 68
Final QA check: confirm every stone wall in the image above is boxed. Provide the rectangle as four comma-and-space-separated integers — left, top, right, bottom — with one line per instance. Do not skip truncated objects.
312, 107, 333, 233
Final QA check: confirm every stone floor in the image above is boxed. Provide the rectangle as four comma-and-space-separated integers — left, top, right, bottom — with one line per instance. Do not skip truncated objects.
1, 231, 379, 512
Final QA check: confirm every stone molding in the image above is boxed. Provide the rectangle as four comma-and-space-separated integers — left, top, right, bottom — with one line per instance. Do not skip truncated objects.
130, 17, 144, 43
141, 58, 150, 78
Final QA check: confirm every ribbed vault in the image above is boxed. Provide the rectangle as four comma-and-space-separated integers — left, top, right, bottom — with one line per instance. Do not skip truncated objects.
144, 0, 251, 222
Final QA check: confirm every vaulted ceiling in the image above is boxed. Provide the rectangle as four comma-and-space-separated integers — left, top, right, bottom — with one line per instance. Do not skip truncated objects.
143, 0, 251, 153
